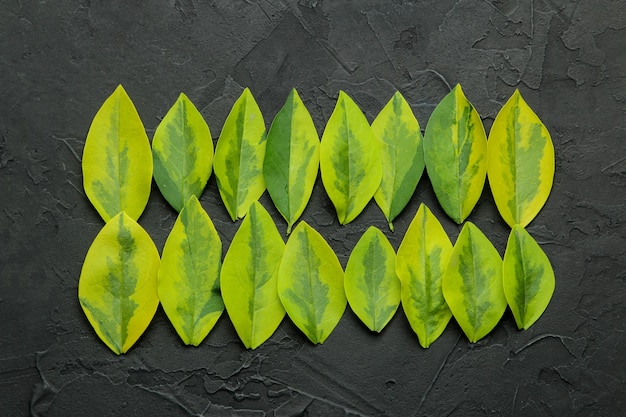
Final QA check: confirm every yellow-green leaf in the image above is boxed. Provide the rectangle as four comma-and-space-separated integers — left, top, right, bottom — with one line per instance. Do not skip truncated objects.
396, 204, 453, 348
152, 93, 214, 212
320, 91, 382, 225
78, 211, 160, 354
442, 222, 506, 343
423, 84, 488, 224
344, 227, 400, 332
372, 91, 425, 231
263, 89, 320, 234
503, 225, 555, 330
83, 85, 153, 222
277, 221, 346, 344
158, 195, 223, 346
487, 89, 555, 227
213, 88, 267, 221
221, 201, 286, 349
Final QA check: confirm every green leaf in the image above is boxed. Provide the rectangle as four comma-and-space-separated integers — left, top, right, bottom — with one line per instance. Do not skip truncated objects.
214, 88, 267, 221
152, 93, 214, 212
83, 85, 152, 222
320, 91, 382, 225
344, 226, 400, 332
396, 204, 453, 348
423, 84, 488, 224
503, 225, 555, 330
442, 222, 506, 343
78, 211, 160, 354
263, 89, 320, 234
158, 195, 223, 346
372, 91, 425, 231
221, 201, 286, 349
487, 89, 555, 227
277, 221, 346, 344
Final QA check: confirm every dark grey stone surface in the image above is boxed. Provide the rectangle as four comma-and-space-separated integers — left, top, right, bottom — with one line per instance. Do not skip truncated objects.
1, 0, 625, 415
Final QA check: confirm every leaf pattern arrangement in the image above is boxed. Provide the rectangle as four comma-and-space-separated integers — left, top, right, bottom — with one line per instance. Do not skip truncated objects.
79, 85, 556, 353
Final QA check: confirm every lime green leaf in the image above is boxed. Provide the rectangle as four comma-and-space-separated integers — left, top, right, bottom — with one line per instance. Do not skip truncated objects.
221, 202, 286, 349
78, 211, 160, 354
423, 84, 488, 224
214, 88, 267, 221
487, 89, 555, 227
277, 221, 346, 344
396, 204, 453, 348
83, 85, 152, 222
372, 92, 425, 231
263, 89, 320, 234
320, 91, 382, 225
503, 225, 555, 330
344, 227, 400, 332
158, 195, 223, 346
442, 222, 506, 343
152, 93, 214, 212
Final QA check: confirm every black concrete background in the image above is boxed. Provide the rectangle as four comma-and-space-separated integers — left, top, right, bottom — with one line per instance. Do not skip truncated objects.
1, 1, 625, 416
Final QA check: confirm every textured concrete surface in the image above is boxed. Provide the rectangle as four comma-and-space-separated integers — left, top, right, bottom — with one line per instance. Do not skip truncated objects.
1, 0, 625, 415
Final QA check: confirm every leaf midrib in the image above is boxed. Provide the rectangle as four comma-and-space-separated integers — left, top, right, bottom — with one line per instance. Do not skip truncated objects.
341, 97, 352, 223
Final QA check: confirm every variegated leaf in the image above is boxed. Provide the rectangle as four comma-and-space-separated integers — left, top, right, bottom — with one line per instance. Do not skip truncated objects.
221, 201, 286, 349
263, 89, 320, 233
423, 84, 488, 224
277, 221, 346, 344
152, 93, 214, 212
503, 225, 555, 330
158, 195, 223, 346
83, 85, 152, 222
372, 91, 425, 231
213, 88, 267, 221
487, 89, 555, 227
78, 212, 160, 354
344, 226, 400, 332
320, 91, 382, 225
442, 222, 506, 343
396, 204, 453, 348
